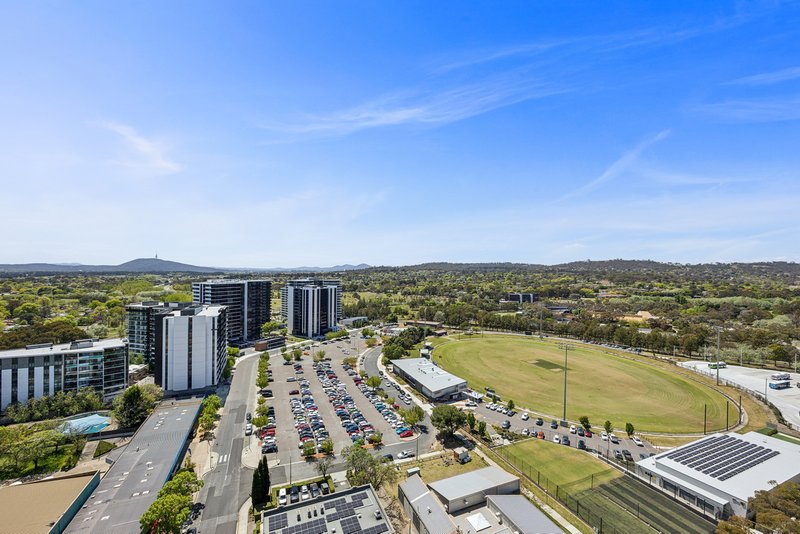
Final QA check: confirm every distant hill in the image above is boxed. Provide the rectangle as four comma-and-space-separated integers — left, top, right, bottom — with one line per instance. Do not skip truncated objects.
0, 258, 371, 274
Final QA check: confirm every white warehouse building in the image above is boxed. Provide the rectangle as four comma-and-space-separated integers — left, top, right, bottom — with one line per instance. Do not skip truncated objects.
636, 431, 800, 519
159, 305, 228, 393
391, 358, 468, 401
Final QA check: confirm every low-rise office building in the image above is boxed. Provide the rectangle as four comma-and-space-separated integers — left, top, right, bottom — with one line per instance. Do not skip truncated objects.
428, 467, 520, 514
261, 484, 392, 534
636, 431, 800, 519
0, 338, 128, 410
391, 358, 468, 401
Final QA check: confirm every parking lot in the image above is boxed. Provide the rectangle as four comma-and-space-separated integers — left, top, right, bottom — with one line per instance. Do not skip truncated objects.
467, 401, 660, 461
246, 335, 422, 468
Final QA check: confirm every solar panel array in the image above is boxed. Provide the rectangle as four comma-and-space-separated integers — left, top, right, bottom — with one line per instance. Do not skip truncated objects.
268, 512, 288, 532
662, 434, 780, 481
267, 489, 389, 534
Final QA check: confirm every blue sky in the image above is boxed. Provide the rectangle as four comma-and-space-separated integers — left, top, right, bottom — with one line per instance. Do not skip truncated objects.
1, 1, 799, 267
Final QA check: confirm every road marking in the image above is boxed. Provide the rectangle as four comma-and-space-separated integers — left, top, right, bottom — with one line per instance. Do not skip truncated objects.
218, 454, 229, 464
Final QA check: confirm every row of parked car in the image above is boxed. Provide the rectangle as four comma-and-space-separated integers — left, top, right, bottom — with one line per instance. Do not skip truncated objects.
346, 364, 414, 438
277, 481, 330, 506
378, 371, 413, 406
317, 361, 376, 443
290, 363, 331, 453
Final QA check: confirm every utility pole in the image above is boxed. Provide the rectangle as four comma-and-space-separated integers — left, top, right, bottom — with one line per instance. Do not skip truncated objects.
558, 343, 573, 424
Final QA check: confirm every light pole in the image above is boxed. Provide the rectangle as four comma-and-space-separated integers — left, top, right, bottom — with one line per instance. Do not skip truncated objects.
714, 326, 722, 386
558, 344, 573, 424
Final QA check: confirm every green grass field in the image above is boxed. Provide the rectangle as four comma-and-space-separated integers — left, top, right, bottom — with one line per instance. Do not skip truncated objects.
500, 439, 620, 493
435, 335, 730, 433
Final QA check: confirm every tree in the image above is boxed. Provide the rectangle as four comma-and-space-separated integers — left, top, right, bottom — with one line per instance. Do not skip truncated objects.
506, 399, 515, 411
430, 405, 466, 439
316, 455, 334, 479
320, 438, 334, 455
400, 406, 425, 430
579, 416, 591, 430
366, 376, 382, 390
625, 422, 635, 438
252, 456, 271, 506
477, 421, 487, 437
283, 352, 292, 363
383, 344, 407, 360
260, 321, 283, 338
342, 445, 397, 489
113, 385, 161, 428
466, 411, 476, 431
366, 337, 378, 348
314, 349, 326, 363
604, 420, 614, 457
302, 441, 316, 457
292, 348, 302, 361
140, 492, 192, 534
368, 431, 383, 445
198, 412, 215, 436
159, 470, 203, 498
717, 481, 800, 533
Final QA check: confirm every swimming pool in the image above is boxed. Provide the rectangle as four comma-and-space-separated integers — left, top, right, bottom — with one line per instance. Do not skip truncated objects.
60, 413, 112, 435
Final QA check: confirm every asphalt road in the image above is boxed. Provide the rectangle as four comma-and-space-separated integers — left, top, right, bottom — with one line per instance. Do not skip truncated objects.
196, 354, 259, 534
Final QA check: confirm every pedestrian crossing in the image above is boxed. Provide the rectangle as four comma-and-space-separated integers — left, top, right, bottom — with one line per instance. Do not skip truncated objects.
218, 454, 229, 464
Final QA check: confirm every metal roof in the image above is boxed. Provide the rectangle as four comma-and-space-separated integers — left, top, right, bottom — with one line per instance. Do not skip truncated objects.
399, 475, 456, 534
428, 467, 519, 502
0, 337, 126, 359
637, 431, 800, 502
391, 358, 467, 393
486, 495, 564, 534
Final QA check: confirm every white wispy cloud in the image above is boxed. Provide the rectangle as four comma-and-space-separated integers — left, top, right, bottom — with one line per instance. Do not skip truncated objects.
727, 66, 800, 86
96, 121, 183, 174
697, 96, 800, 122
271, 73, 569, 136
559, 129, 671, 200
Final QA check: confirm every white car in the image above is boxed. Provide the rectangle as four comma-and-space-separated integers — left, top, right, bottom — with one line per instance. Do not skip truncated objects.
632, 436, 644, 446
521, 412, 529, 421
301, 485, 310, 501
569, 425, 577, 434
465, 401, 477, 407
609, 434, 619, 444
522, 428, 529, 436
397, 450, 414, 459
600, 431, 608, 441
278, 488, 287, 506
553, 435, 561, 444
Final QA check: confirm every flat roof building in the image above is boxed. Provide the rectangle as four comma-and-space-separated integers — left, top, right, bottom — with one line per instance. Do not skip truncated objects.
0, 471, 100, 534
391, 358, 467, 401
261, 484, 392, 534
398, 474, 457, 534
159, 305, 228, 393
635, 431, 800, 519
125, 301, 192, 366
193, 279, 271, 346
428, 467, 520, 514
281, 279, 341, 339
66, 397, 203, 533
484, 495, 563, 534
0, 338, 128, 410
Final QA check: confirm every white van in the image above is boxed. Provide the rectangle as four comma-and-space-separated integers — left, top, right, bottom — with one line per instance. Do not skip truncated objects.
278, 488, 287, 506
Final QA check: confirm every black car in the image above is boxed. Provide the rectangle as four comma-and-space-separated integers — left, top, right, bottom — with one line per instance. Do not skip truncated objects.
622, 450, 634, 461
246, 412, 252, 422
501, 420, 511, 430
535, 418, 544, 426
577, 427, 585, 437
577, 439, 586, 450
562, 436, 571, 446
382, 453, 394, 462
550, 420, 558, 429
320, 483, 330, 495
290, 486, 299, 503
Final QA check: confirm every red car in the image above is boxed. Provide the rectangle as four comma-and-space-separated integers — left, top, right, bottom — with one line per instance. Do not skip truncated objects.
289, 389, 300, 395
584, 430, 593, 438
399, 430, 413, 438
537, 431, 545, 439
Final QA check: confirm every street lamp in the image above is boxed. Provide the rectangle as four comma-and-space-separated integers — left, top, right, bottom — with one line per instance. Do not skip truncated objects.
558, 343, 573, 424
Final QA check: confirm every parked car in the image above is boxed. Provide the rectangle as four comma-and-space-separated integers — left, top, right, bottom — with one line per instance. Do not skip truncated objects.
562, 436, 571, 446
585, 429, 593, 438
535, 417, 544, 426
300, 485, 310, 501
246, 412, 252, 422
278, 488, 287, 506
553, 435, 561, 444
577, 439, 586, 450
632, 436, 643, 446
610, 434, 619, 444
290, 486, 299, 503
382, 453, 394, 462
550, 420, 558, 429
569, 425, 577, 434
613, 449, 623, 460
521, 412, 529, 421
622, 450, 634, 461
577, 427, 585, 437
501, 420, 511, 430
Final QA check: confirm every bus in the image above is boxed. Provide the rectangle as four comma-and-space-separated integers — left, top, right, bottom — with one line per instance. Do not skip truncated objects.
769, 380, 791, 390
770, 373, 791, 381
708, 361, 727, 369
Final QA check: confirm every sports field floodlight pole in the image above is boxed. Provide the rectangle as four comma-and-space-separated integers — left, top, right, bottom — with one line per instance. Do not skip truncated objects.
714, 326, 722, 386
558, 343, 573, 424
